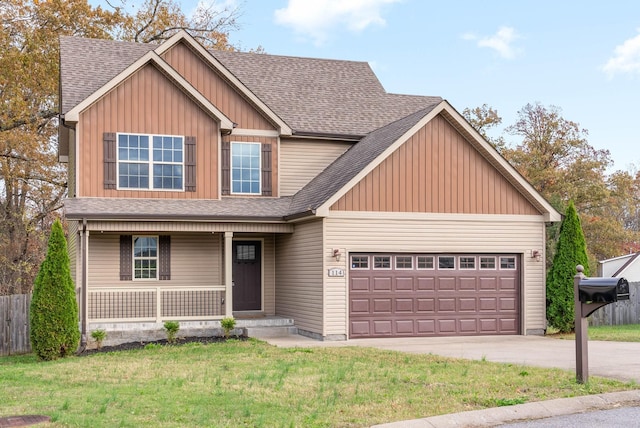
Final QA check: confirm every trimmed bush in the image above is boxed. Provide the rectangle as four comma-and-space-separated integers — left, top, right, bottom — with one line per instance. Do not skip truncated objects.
546, 201, 590, 333
30, 220, 80, 360
164, 321, 180, 343
220, 317, 236, 338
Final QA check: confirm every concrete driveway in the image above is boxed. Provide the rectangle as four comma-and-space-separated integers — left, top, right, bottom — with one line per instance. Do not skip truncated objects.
265, 335, 640, 383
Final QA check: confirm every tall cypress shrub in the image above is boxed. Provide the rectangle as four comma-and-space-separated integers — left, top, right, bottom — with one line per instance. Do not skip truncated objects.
30, 220, 79, 360
546, 201, 590, 333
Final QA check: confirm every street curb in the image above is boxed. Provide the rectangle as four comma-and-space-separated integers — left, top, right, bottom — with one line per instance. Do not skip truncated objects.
371, 390, 640, 427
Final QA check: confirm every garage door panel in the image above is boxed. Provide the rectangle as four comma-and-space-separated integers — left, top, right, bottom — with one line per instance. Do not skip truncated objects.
417, 298, 435, 312
373, 320, 392, 335
459, 319, 478, 332
459, 298, 477, 312
395, 320, 414, 334
351, 299, 370, 313
373, 277, 392, 291
373, 298, 392, 313
459, 277, 477, 290
395, 298, 414, 312
350, 253, 520, 338
395, 277, 414, 291
417, 277, 435, 291
438, 319, 456, 333
437, 277, 456, 291
351, 277, 370, 292
437, 298, 456, 312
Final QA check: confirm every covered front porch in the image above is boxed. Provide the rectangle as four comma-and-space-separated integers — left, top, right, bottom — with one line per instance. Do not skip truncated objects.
73, 219, 295, 345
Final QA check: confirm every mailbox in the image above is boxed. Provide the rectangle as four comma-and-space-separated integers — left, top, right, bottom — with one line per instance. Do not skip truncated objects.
578, 277, 629, 303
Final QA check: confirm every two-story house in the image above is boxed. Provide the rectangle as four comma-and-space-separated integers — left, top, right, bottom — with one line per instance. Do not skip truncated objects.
59, 31, 560, 346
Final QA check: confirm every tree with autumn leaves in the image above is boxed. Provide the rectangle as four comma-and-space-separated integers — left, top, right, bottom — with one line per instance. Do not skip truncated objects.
0, 0, 242, 295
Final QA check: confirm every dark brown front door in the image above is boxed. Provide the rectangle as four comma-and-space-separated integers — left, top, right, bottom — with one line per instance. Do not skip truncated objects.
232, 241, 262, 311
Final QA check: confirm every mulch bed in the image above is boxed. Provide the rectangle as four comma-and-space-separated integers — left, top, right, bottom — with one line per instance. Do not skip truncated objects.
78, 335, 246, 356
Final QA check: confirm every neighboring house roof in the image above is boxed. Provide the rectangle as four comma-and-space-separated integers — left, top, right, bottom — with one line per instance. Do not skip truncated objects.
64, 197, 293, 221
608, 252, 640, 277
59, 33, 441, 136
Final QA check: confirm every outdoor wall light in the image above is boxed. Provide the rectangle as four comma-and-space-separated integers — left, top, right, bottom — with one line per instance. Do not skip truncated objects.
531, 250, 542, 262
332, 249, 342, 262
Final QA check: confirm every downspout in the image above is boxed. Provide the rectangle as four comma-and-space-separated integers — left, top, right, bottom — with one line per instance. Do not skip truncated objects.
77, 218, 88, 353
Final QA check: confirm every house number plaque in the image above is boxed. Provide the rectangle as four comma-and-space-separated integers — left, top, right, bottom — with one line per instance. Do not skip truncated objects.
327, 268, 345, 277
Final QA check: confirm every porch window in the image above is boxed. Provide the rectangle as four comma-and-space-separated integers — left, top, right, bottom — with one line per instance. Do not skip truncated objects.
117, 133, 184, 190
133, 236, 158, 279
231, 142, 261, 194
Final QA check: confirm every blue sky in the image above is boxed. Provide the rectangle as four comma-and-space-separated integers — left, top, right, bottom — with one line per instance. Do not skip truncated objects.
109, 0, 640, 172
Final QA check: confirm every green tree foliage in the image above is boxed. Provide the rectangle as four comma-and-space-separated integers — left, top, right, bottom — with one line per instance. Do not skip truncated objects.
546, 201, 589, 333
0, 0, 242, 295
30, 220, 79, 360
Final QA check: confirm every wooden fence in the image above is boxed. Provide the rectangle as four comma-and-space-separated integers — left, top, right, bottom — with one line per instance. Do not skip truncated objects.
0, 294, 32, 356
589, 282, 640, 326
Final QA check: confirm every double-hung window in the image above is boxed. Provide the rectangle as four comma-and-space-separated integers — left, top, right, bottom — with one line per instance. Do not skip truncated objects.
231, 142, 261, 194
118, 133, 184, 190
133, 236, 157, 280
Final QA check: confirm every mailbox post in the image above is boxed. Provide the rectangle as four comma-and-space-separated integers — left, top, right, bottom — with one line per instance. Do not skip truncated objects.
573, 265, 629, 383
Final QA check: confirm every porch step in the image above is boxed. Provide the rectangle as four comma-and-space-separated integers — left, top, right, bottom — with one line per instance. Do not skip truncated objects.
245, 326, 298, 339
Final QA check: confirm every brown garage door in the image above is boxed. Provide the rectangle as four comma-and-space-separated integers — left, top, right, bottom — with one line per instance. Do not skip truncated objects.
349, 253, 520, 338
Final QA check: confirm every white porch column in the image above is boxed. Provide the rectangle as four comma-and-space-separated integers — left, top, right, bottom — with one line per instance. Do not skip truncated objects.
224, 231, 233, 316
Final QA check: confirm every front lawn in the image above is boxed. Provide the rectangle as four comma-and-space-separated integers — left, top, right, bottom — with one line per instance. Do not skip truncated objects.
1, 339, 635, 427
550, 324, 640, 342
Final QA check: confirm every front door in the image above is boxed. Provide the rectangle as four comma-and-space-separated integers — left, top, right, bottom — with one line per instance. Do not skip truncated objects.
232, 241, 262, 311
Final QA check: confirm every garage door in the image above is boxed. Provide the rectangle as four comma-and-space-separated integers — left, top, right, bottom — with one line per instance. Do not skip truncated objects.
349, 253, 520, 338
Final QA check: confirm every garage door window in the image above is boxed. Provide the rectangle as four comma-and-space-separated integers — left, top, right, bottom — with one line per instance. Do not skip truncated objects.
460, 257, 475, 269
374, 256, 391, 269
351, 256, 369, 269
480, 257, 496, 269
500, 256, 516, 269
395, 256, 413, 269
438, 256, 455, 269
417, 256, 434, 270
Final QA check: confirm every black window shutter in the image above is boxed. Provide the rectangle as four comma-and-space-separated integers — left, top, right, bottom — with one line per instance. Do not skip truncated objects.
184, 137, 196, 192
221, 140, 230, 195
104, 132, 117, 189
159, 235, 171, 280
261, 143, 272, 196
119, 235, 132, 281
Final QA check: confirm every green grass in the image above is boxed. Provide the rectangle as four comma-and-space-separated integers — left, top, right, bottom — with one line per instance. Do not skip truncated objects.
0, 339, 635, 427
549, 324, 640, 342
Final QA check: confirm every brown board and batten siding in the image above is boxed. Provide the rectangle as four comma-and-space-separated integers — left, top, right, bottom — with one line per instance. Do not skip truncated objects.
324, 216, 547, 337
280, 138, 352, 196
87, 234, 222, 288
162, 41, 277, 131
331, 114, 540, 215
275, 219, 324, 336
76, 63, 219, 199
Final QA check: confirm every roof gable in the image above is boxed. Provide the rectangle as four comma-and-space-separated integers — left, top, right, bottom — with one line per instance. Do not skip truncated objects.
63, 49, 234, 130
289, 101, 561, 222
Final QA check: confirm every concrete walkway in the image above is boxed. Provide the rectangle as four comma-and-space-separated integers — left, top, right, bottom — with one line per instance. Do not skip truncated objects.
264, 335, 640, 426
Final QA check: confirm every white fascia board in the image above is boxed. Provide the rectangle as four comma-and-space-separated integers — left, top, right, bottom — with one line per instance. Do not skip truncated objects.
155, 31, 293, 136
64, 51, 234, 130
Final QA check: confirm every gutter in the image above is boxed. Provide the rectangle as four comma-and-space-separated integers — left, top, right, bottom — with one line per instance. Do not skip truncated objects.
283, 209, 317, 221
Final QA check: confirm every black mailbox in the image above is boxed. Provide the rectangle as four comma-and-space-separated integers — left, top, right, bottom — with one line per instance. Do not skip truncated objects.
578, 277, 630, 303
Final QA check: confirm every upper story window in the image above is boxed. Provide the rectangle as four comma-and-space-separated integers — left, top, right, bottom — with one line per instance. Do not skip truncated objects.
231, 142, 261, 194
117, 133, 184, 190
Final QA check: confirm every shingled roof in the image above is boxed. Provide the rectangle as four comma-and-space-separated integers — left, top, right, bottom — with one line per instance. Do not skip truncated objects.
59, 36, 441, 136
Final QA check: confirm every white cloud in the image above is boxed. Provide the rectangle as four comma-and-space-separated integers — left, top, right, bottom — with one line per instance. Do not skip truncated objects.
274, 0, 401, 45
602, 29, 640, 77
464, 26, 521, 59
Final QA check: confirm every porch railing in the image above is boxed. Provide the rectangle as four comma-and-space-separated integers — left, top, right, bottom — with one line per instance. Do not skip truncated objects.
87, 286, 226, 323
